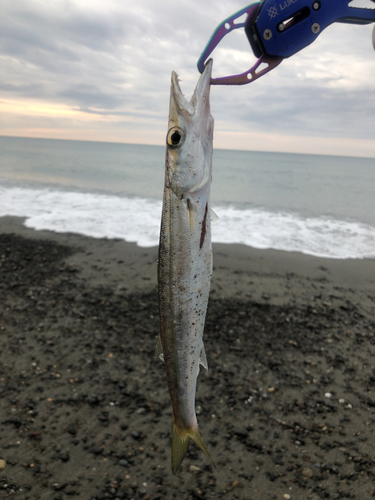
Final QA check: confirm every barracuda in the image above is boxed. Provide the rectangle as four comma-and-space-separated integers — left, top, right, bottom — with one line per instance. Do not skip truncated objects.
157, 60, 216, 474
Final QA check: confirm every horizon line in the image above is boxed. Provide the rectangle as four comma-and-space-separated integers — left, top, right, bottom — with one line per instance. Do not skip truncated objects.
1, 134, 374, 160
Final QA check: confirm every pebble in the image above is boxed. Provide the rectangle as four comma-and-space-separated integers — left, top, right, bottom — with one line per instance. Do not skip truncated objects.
52, 483, 65, 491
301, 467, 313, 478
189, 465, 200, 472
0, 459, 6, 470
67, 424, 77, 436
118, 459, 129, 467
325, 392, 332, 398
283, 495, 291, 500
90, 446, 102, 455
59, 452, 70, 462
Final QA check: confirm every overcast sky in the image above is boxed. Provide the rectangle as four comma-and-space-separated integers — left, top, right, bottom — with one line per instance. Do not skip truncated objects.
1, 0, 374, 156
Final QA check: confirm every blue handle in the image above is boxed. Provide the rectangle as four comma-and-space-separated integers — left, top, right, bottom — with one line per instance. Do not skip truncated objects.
251, 0, 375, 58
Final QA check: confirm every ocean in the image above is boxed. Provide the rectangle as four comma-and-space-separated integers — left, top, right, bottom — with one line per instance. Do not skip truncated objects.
0, 136, 374, 259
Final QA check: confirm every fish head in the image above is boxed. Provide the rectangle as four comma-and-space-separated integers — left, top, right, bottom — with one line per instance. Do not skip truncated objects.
166, 60, 214, 197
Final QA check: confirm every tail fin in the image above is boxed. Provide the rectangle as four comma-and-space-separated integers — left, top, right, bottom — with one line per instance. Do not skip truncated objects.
171, 421, 216, 474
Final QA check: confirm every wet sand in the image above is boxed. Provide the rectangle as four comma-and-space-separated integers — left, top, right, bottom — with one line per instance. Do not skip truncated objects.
0, 215, 374, 500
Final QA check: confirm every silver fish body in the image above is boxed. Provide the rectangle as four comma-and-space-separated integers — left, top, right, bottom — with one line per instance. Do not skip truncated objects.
157, 60, 215, 474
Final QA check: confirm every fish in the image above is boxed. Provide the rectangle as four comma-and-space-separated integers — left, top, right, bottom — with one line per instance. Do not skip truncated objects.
157, 59, 216, 474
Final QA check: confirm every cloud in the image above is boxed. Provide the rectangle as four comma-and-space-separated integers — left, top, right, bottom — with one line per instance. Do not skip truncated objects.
0, 0, 374, 155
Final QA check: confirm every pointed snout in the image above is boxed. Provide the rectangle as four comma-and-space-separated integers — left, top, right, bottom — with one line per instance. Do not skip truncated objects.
196, 58, 213, 96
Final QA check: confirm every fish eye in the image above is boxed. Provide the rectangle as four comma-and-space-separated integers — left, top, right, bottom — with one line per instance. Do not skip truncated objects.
167, 127, 185, 148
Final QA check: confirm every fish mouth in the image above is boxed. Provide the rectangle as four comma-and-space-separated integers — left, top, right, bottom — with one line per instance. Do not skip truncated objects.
171, 59, 213, 116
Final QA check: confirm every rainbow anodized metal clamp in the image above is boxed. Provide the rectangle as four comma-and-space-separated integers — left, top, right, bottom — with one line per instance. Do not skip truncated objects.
197, 0, 375, 85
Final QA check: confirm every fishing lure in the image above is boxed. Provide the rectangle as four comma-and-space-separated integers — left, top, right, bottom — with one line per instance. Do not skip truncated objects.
198, 0, 375, 85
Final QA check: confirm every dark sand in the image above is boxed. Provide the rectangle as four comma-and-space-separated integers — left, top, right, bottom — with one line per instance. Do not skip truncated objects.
0, 215, 374, 500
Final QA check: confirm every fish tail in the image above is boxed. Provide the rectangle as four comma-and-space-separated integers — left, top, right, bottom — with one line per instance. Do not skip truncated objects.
171, 420, 216, 474
171, 422, 189, 474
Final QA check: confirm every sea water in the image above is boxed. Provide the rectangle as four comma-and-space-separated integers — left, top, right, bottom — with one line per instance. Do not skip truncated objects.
0, 136, 374, 259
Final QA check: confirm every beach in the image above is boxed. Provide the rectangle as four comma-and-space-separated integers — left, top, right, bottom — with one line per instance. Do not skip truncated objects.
0, 215, 374, 500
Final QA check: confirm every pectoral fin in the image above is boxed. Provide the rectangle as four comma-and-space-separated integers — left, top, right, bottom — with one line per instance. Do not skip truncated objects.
155, 334, 164, 362
210, 209, 219, 223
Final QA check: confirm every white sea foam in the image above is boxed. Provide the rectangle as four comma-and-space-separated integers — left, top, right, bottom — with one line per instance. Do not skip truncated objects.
1, 186, 374, 259
0, 187, 162, 248
214, 206, 375, 259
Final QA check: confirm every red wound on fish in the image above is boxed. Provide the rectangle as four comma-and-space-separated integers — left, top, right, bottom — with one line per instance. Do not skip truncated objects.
199, 203, 208, 249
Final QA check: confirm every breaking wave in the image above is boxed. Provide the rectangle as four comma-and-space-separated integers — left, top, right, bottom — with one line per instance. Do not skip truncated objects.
1, 186, 374, 259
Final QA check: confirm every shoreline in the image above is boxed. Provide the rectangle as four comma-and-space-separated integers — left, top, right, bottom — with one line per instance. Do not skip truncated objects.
0, 215, 374, 499
1, 215, 374, 309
